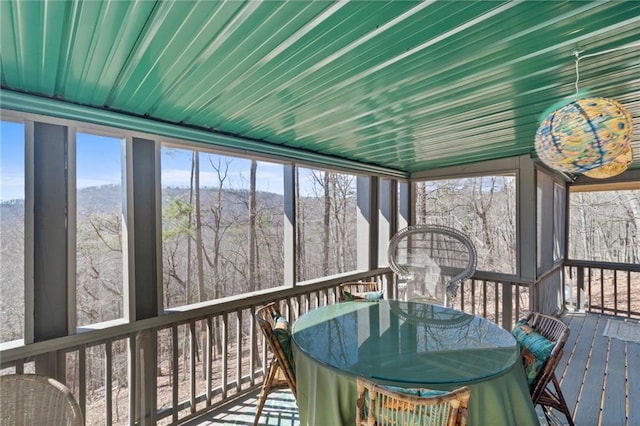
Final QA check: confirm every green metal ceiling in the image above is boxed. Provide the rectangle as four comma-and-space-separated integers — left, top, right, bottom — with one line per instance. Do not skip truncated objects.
1, 1, 639, 175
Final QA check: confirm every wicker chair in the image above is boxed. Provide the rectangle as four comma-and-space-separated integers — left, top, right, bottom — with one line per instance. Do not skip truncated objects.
520, 312, 574, 426
356, 377, 470, 426
1, 374, 84, 425
254, 302, 297, 426
387, 225, 477, 307
338, 281, 381, 302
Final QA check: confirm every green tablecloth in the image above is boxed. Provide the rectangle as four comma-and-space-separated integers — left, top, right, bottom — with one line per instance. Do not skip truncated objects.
292, 301, 539, 426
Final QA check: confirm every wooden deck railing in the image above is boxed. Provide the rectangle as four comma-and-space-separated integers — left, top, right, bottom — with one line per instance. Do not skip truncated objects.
7, 261, 634, 425
565, 260, 640, 319
454, 273, 531, 330
1, 270, 393, 425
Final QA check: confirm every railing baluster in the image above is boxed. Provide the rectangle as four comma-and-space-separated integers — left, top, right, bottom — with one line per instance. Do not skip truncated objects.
260, 311, 267, 377
128, 334, 136, 426
599, 268, 604, 314
514, 284, 520, 320
613, 269, 618, 317
494, 282, 499, 325
206, 316, 213, 406
249, 306, 256, 388
482, 280, 487, 318
236, 310, 242, 393
221, 312, 228, 399
105, 339, 113, 426
189, 320, 196, 414
502, 282, 513, 330
79, 345, 86, 419
471, 279, 476, 315
304, 292, 309, 310
627, 270, 632, 318
286, 299, 293, 319
577, 266, 585, 312
171, 325, 178, 423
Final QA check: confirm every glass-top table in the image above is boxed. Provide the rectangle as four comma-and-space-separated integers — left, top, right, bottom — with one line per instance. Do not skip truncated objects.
292, 300, 518, 385
291, 300, 539, 425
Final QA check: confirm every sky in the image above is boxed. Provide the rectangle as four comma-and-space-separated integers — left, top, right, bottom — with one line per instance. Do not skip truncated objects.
0, 121, 25, 201
1, 120, 331, 201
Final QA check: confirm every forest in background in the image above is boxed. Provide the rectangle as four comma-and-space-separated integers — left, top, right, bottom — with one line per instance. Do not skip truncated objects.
2, 175, 638, 342
1, 170, 638, 424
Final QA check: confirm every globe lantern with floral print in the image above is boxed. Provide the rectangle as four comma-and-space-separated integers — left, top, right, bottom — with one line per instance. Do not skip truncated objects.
534, 98, 633, 174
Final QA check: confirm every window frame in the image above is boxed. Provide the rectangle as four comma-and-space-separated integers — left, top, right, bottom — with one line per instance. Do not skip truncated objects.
411, 156, 528, 281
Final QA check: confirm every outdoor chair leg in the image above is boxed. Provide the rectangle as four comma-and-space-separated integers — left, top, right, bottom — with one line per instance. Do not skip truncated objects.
253, 361, 278, 426
539, 375, 574, 426
550, 375, 574, 426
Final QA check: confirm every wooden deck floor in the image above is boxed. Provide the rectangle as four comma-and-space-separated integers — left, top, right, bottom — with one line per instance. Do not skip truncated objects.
556, 312, 640, 426
187, 312, 640, 426
182, 389, 299, 426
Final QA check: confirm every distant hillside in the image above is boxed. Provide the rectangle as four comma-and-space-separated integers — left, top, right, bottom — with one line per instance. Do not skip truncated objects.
0, 184, 288, 214
77, 184, 122, 213
1, 184, 341, 225
0, 198, 24, 212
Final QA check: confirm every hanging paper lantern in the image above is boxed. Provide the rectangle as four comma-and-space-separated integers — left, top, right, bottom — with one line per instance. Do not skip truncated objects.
583, 143, 633, 179
534, 97, 634, 173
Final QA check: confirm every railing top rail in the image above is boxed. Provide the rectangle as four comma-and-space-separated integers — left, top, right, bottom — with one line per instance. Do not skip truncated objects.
1, 269, 391, 365
565, 259, 640, 272
471, 270, 533, 286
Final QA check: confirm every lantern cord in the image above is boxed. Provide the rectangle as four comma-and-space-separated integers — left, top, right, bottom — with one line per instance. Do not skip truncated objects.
574, 50, 582, 98
573, 41, 640, 98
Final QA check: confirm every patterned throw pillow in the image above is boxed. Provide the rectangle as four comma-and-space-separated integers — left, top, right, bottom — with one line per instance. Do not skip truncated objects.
512, 319, 555, 385
343, 290, 384, 301
272, 314, 295, 372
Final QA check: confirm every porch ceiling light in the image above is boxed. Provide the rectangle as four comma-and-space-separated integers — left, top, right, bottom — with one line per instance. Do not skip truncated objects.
534, 97, 633, 174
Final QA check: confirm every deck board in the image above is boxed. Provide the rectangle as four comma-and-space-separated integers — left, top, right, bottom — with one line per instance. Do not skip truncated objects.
627, 342, 640, 425
559, 313, 598, 417
602, 338, 627, 425
573, 316, 608, 425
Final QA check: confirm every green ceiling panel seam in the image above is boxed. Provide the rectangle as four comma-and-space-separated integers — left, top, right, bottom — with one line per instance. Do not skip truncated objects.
0, 90, 409, 179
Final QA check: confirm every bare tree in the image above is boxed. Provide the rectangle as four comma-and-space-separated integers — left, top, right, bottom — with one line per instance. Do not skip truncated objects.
471, 177, 496, 268
249, 160, 258, 291
625, 191, 640, 264
296, 174, 306, 281
323, 172, 330, 274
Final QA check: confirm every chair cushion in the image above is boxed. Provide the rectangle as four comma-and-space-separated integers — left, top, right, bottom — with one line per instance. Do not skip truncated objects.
512, 319, 555, 385
382, 385, 448, 398
343, 290, 384, 301
272, 315, 295, 372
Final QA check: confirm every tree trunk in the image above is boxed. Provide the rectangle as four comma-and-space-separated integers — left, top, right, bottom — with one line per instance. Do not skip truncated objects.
323, 172, 330, 275
183, 152, 195, 375
626, 192, 640, 264
195, 153, 205, 303
249, 160, 257, 291
296, 175, 305, 281
193, 152, 204, 366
